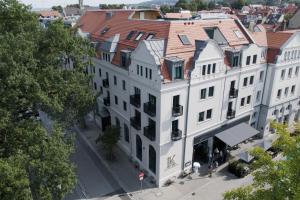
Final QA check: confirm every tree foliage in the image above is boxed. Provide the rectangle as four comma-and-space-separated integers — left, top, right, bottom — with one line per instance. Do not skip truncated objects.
224, 122, 300, 200
97, 126, 120, 161
0, 0, 95, 199
51, 5, 63, 14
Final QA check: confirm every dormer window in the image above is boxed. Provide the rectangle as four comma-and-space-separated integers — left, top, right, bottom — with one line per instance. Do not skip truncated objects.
127, 31, 137, 40
178, 35, 191, 45
204, 27, 227, 45
226, 50, 241, 68
101, 27, 110, 35
135, 32, 145, 41
120, 50, 131, 68
165, 57, 184, 80
146, 33, 155, 40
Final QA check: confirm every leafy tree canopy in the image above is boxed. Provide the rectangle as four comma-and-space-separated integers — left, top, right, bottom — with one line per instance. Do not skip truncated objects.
0, 0, 95, 199
224, 122, 300, 200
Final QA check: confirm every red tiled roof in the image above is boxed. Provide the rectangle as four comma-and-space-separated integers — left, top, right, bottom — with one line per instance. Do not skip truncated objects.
78, 10, 252, 81
38, 10, 61, 18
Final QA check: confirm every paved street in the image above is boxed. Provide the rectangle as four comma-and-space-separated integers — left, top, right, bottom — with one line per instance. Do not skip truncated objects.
65, 133, 124, 200
72, 115, 255, 200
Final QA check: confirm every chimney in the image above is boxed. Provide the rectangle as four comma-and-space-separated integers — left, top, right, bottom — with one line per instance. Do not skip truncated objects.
79, 0, 83, 10
249, 20, 255, 32
281, 20, 287, 31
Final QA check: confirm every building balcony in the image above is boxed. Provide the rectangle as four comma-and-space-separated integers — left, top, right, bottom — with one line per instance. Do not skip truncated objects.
103, 97, 110, 106
144, 102, 156, 117
172, 105, 183, 117
229, 88, 238, 99
130, 94, 141, 108
102, 78, 109, 88
130, 117, 141, 130
226, 109, 236, 119
171, 129, 182, 141
144, 126, 156, 141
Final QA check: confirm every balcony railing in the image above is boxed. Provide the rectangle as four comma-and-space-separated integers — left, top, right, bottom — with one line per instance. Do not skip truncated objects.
130, 94, 141, 108
130, 117, 141, 130
172, 105, 183, 117
144, 102, 156, 117
144, 126, 156, 141
102, 78, 109, 88
229, 88, 238, 99
226, 109, 236, 119
103, 97, 110, 106
171, 129, 182, 141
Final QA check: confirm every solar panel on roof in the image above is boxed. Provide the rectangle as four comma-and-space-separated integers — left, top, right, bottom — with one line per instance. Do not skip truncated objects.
178, 35, 191, 45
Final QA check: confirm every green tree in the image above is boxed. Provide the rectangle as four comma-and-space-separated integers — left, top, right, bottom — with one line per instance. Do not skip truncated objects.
208, 1, 216, 10
224, 122, 300, 200
231, 0, 246, 9
97, 126, 120, 161
0, 0, 94, 199
175, 0, 190, 10
51, 5, 63, 13
0, 155, 32, 200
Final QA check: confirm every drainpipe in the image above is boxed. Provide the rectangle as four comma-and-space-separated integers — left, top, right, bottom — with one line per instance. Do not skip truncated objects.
257, 59, 270, 137
182, 75, 191, 172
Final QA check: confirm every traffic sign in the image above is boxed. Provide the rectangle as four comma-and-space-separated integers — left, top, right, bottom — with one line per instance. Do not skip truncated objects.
139, 172, 144, 181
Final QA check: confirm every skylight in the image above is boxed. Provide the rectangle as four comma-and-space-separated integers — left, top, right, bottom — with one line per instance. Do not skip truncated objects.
233, 30, 243, 39
178, 35, 191, 45
126, 31, 137, 40
146, 33, 155, 40
101, 27, 110, 35
135, 32, 145, 41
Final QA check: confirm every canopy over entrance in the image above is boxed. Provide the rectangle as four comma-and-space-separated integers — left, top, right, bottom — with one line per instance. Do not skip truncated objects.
215, 123, 259, 147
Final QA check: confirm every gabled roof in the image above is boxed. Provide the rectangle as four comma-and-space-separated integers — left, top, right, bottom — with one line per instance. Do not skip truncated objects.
77, 10, 253, 81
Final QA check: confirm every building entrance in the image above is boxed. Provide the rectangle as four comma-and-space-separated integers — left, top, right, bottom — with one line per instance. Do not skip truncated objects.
193, 140, 209, 164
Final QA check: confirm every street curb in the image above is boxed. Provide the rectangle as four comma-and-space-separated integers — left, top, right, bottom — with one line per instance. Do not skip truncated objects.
75, 126, 133, 200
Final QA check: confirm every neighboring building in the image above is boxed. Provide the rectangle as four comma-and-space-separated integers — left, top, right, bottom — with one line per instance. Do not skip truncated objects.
164, 11, 192, 20
252, 29, 300, 134
77, 10, 300, 187
289, 9, 300, 29
37, 10, 61, 19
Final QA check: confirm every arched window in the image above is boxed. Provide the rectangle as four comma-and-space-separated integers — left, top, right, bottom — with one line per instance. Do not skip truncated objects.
149, 145, 156, 174
124, 124, 129, 143
136, 135, 142, 161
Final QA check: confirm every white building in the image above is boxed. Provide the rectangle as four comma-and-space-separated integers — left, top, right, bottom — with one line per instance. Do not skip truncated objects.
77, 10, 300, 186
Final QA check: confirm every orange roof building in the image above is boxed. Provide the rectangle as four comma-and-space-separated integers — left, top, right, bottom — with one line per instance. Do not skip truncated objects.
77, 10, 300, 187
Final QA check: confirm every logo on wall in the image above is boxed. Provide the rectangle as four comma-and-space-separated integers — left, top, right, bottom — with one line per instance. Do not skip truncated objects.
167, 155, 176, 169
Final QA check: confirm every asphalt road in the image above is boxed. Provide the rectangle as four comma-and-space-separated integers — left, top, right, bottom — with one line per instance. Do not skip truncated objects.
65, 133, 124, 200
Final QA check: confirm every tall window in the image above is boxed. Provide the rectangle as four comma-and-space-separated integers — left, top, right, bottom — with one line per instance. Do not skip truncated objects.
174, 66, 182, 79
208, 86, 214, 97
202, 65, 206, 75
243, 77, 248, 87
124, 124, 129, 143
246, 56, 251, 65
114, 76, 117, 85
149, 145, 156, 174
249, 76, 254, 85
136, 135, 142, 161
252, 55, 257, 64
122, 80, 126, 90
200, 89, 206, 99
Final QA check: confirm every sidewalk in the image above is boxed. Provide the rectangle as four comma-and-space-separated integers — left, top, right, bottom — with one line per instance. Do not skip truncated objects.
76, 115, 252, 200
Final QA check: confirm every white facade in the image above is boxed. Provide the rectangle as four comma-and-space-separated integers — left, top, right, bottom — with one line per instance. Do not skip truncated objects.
258, 33, 300, 134
86, 34, 293, 186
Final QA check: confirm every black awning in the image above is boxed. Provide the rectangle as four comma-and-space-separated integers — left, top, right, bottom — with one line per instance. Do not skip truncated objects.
215, 123, 259, 147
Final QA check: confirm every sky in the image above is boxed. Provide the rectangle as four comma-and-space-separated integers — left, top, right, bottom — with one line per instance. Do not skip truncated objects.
19, 0, 145, 8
